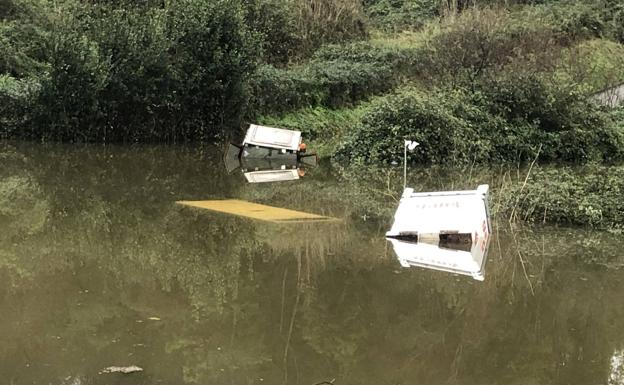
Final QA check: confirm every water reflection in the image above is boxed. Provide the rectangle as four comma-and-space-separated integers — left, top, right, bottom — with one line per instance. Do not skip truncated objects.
224, 144, 317, 183
610, 350, 624, 385
1, 142, 623, 385
387, 233, 490, 280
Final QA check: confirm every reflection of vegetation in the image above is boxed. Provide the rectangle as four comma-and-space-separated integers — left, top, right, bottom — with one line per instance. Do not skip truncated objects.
0, 144, 623, 384
0, 151, 49, 239
0, 146, 50, 285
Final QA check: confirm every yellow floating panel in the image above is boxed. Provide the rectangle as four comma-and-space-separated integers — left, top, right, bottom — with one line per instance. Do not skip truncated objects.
177, 199, 337, 223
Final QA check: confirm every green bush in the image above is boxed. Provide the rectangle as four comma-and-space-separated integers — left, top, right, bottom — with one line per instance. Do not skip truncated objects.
312, 41, 421, 76
515, 0, 623, 43
604, 1, 624, 43
414, 2, 624, 88
249, 52, 398, 116
32, 16, 110, 140
0, 75, 39, 137
536, 1, 606, 40
2, 0, 259, 141
502, 165, 624, 229
336, 88, 500, 164
0, 8, 49, 77
243, 0, 298, 65
249, 39, 425, 117
165, 0, 259, 140
476, 72, 624, 162
308, 59, 394, 107
336, 77, 624, 165
248, 64, 324, 115
257, 101, 372, 157
555, 39, 624, 94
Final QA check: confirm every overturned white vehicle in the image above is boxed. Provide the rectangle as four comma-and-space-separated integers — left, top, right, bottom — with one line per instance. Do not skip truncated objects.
386, 185, 492, 281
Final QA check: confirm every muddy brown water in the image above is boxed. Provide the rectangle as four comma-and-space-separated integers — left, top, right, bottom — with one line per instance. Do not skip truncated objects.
1, 142, 623, 385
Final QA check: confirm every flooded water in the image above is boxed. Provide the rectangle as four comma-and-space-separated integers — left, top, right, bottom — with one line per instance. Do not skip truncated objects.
1, 142, 623, 385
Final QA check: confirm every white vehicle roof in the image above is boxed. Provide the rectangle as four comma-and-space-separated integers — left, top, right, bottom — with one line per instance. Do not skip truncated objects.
243, 124, 302, 151
386, 185, 491, 237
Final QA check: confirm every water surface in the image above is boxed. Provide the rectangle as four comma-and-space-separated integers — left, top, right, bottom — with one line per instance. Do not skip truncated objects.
1, 142, 623, 385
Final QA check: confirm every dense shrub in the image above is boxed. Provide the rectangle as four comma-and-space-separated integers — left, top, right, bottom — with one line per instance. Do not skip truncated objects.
166, 0, 259, 140
477, 73, 624, 161
0, 75, 38, 137
604, 1, 624, 43
312, 41, 420, 75
243, 0, 298, 65
249, 40, 428, 117
0, 8, 49, 77
243, 0, 370, 62
31, 18, 110, 140
1, 0, 259, 141
336, 77, 624, 165
308, 59, 394, 107
0, 0, 21, 20
249, 53, 398, 116
515, 0, 623, 43
248, 64, 324, 115
258, 101, 372, 157
336, 88, 501, 164
414, 2, 624, 88
1, 0, 377, 141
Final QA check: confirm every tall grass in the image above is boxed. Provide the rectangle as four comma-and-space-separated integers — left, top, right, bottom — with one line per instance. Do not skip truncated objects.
292, 0, 368, 56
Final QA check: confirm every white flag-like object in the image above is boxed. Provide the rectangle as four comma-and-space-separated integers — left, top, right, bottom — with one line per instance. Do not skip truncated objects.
405, 140, 419, 150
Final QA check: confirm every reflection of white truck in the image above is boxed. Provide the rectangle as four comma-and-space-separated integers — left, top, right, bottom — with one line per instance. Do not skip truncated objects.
386, 185, 491, 281
243, 167, 302, 183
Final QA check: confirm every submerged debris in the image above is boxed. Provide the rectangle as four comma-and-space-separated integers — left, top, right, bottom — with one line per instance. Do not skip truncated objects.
99, 366, 143, 374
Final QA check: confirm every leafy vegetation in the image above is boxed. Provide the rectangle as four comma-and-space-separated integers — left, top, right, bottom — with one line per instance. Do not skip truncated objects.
501, 164, 624, 229
364, 0, 441, 32
556, 39, 624, 93
336, 80, 624, 165
260, 2, 624, 167
1, 0, 624, 178
0, 0, 368, 141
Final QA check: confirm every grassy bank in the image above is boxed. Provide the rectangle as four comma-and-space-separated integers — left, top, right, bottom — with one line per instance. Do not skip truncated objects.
260, 2, 624, 166
498, 165, 624, 231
